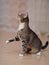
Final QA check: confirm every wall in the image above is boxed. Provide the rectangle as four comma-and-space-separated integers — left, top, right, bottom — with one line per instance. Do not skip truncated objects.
27, 0, 49, 35
0, 0, 27, 32
0, 0, 49, 35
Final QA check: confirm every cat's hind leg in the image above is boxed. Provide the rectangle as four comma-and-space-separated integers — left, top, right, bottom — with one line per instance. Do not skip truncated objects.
36, 51, 41, 56
34, 49, 41, 56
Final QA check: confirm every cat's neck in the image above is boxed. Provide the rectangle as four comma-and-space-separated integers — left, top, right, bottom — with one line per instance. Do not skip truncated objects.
17, 22, 29, 31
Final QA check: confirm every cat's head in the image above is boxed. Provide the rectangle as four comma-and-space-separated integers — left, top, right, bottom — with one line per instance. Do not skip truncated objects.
18, 12, 29, 23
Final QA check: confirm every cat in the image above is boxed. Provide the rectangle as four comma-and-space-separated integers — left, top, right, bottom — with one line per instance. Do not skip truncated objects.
6, 12, 49, 56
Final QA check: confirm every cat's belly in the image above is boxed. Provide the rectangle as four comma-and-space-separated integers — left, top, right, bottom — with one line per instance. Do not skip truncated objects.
18, 31, 30, 42
19, 34, 29, 41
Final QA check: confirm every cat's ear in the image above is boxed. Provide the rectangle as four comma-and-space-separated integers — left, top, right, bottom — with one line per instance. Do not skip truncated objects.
24, 12, 28, 18
18, 13, 24, 18
18, 13, 21, 17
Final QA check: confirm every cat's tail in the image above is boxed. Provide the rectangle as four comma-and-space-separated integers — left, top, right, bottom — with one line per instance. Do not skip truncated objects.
42, 41, 49, 49
6, 37, 20, 44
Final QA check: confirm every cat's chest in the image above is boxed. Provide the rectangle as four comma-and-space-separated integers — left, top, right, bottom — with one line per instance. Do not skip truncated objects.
17, 23, 25, 31
17, 23, 29, 39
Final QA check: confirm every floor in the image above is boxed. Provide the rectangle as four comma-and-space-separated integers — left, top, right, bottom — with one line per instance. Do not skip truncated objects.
0, 30, 49, 65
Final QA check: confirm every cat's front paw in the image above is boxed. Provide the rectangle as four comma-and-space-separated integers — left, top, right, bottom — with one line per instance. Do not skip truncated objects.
6, 40, 9, 44
19, 53, 24, 57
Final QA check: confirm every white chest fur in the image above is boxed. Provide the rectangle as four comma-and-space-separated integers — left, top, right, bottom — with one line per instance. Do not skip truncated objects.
17, 23, 25, 31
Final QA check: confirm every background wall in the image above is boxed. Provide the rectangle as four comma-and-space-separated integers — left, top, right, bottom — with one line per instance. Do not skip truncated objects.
27, 0, 49, 35
0, 0, 49, 35
0, 0, 27, 32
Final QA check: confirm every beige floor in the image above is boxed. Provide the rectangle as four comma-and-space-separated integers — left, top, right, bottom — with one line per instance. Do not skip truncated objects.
0, 30, 49, 65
